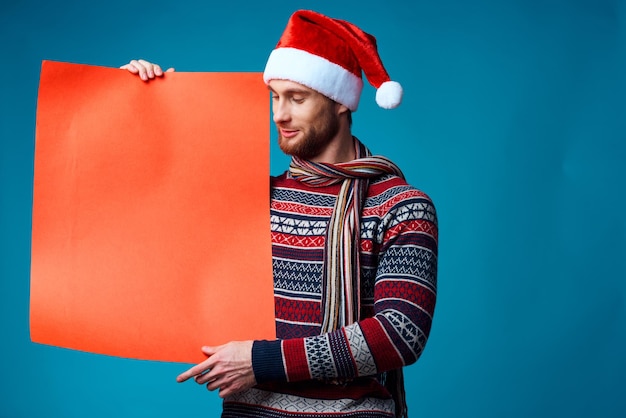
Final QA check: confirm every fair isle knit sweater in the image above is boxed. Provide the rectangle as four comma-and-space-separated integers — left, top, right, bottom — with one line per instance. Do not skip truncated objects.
222, 172, 438, 417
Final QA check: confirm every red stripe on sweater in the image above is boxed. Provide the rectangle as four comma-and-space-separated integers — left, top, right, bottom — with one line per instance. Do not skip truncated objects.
275, 297, 321, 323
272, 201, 334, 216
360, 318, 404, 371
363, 177, 429, 211
282, 338, 311, 382
377, 280, 436, 316
382, 219, 438, 243
272, 232, 325, 248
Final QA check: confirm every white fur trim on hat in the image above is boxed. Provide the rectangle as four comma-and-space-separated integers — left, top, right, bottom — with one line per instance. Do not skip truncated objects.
263, 47, 364, 111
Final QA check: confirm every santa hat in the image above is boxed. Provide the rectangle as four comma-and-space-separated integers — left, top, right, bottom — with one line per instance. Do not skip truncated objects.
263, 10, 402, 111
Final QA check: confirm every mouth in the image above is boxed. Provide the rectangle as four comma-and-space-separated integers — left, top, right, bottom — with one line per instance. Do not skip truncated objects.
279, 128, 299, 139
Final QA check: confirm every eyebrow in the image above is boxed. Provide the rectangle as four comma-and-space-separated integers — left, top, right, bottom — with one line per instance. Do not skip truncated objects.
267, 86, 312, 96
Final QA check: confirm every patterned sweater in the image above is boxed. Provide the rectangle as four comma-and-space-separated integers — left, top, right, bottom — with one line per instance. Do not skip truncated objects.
222, 172, 438, 417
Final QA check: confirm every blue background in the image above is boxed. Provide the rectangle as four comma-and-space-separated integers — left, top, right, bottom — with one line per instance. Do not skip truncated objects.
1, 0, 625, 416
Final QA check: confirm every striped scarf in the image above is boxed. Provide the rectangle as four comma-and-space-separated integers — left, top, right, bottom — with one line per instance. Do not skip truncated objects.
289, 137, 409, 418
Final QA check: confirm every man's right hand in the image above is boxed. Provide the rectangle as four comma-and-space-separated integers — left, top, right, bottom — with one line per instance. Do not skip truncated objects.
120, 59, 175, 81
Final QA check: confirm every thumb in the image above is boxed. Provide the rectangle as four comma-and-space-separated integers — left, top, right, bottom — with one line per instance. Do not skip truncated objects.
201, 345, 219, 356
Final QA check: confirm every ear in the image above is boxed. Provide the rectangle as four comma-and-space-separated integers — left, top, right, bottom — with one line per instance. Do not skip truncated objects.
335, 102, 350, 117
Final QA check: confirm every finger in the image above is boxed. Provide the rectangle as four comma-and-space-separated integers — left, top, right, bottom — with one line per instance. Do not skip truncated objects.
206, 377, 222, 392
137, 59, 157, 79
218, 386, 234, 399
207, 371, 254, 398
205, 371, 237, 393
119, 63, 138, 73
165, 67, 175, 73
152, 64, 163, 77
204, 371, 231, 392
194, 366, 219, 385
137, 60, 169, 78
178, 345, 221, 383
176, 366, 202, 383
215, 380, 240, 399
126, 59, 150, 81
176, 358, 213, 383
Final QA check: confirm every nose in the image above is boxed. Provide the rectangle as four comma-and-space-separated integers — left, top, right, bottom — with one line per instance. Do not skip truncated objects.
272, 99, 290, 124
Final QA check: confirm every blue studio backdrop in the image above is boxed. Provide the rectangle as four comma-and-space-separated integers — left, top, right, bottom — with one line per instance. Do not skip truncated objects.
1, 0, 625, 417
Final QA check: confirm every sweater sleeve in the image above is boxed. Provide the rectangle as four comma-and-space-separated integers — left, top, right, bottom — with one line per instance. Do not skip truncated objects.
253, 189, 438, 383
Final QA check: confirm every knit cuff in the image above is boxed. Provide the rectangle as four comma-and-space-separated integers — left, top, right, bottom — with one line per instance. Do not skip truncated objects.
252, 340, 287, 383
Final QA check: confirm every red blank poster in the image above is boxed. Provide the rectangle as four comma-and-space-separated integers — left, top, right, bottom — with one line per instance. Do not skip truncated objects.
30, 61, 275, 363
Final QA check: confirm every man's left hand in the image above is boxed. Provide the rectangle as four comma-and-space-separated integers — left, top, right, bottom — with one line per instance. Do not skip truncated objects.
176, 341, 256, 398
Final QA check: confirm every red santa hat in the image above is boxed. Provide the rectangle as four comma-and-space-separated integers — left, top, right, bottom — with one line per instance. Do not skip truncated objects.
263, 10, 403, 111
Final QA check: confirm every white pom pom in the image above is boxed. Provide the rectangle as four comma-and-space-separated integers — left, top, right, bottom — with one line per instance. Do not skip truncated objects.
375, 81, 403, 109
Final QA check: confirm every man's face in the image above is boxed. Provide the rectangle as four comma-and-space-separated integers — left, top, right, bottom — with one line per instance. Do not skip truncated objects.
268, 80, 341, 160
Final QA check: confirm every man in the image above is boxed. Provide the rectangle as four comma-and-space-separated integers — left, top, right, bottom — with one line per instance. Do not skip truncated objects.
122, 10, 437, 418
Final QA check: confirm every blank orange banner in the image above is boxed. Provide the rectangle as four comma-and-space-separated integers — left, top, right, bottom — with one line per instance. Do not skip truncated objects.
30, 60, 275, 363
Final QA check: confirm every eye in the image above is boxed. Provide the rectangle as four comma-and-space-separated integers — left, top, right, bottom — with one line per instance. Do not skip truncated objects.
291, 97, 305, 104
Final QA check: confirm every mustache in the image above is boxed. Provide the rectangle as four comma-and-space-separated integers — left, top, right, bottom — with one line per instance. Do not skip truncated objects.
276, 123, 297, 129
